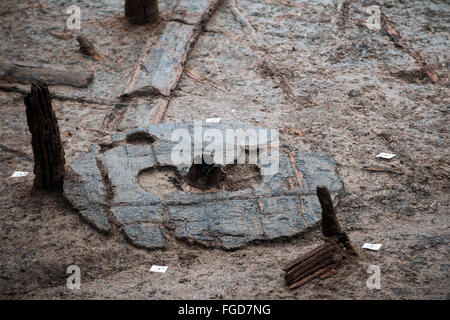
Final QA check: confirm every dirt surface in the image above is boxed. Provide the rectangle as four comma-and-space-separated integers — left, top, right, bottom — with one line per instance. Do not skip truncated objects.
0, 0, 449, 299
138, 166, 181, 197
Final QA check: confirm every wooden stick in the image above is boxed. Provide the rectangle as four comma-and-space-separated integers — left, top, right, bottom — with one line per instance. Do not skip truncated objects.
283, 242, 328, 272
288, 253, 342, 284
76, 36, 104, 60
380, 13, 440, 84
287, 258, 332, 285
317, 185, 357, 254
284, 185, 357, 290
317, 185, 343, 238
0, 59, 93, 88
289, 263, 338, 290
285, 243, 338, 282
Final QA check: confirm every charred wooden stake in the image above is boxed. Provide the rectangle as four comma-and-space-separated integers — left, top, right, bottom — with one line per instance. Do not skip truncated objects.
24, 81, 65, 191
317, 185, 356, 253
125, 0, 159, 25
284, 185, 357, 289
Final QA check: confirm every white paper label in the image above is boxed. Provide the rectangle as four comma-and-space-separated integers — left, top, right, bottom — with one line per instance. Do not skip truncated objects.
376, 152, 396, 159
11, 171, 28, 178
362, 243, 382, 251
206, 118, 221, 123
150, 265, 168, 273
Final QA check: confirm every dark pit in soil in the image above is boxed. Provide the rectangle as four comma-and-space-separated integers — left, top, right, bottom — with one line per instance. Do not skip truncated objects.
138, 155, 262, 195
185, 154, 262, 192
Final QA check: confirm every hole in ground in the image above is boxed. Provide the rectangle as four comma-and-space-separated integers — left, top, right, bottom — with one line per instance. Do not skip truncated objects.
138, 152, 262, 196
126, 131, 157, 145
185, 154, 262, 192
99, 131, 157, 153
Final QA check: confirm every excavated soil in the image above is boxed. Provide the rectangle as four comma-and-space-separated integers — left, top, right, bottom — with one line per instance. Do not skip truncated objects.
0, 0, 449, 299
184, 160, 262, 192
138, 166, 181, 197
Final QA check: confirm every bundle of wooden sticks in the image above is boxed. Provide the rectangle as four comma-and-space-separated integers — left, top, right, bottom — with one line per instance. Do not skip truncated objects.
284, 186, 358, 290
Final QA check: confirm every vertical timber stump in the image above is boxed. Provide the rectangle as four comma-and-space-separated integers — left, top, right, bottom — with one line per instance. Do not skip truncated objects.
24, 81, 65, 191
283, 186, 357, 289
317, 185, 356, 253
125, 0, 159, 25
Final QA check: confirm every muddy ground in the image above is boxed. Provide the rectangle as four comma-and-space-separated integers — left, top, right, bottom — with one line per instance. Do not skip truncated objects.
0, 0, 449, 299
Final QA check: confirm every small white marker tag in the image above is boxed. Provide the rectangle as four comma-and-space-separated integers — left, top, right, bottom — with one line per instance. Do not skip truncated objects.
376, 152, 396, 159
11, 171, 28, 178
150, 265, 168, 273
206, 118, 221, 123
362, 243, 382, 251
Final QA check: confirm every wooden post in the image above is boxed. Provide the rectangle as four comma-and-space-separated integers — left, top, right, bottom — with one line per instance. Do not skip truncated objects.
24, 81, 65, 191
283, 185, 357, 289
317, 186, 343, 237
125, 0, 159, 25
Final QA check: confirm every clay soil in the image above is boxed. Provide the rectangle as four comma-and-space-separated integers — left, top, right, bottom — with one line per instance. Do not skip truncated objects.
0, 0, 449, 299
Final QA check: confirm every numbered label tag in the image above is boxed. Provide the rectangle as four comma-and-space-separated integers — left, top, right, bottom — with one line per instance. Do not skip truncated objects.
150, 265, 168, 273
206, 118, 221, 123
376, 152, 396, 159
362, 243, 382, 251
11, 171, 28, 178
